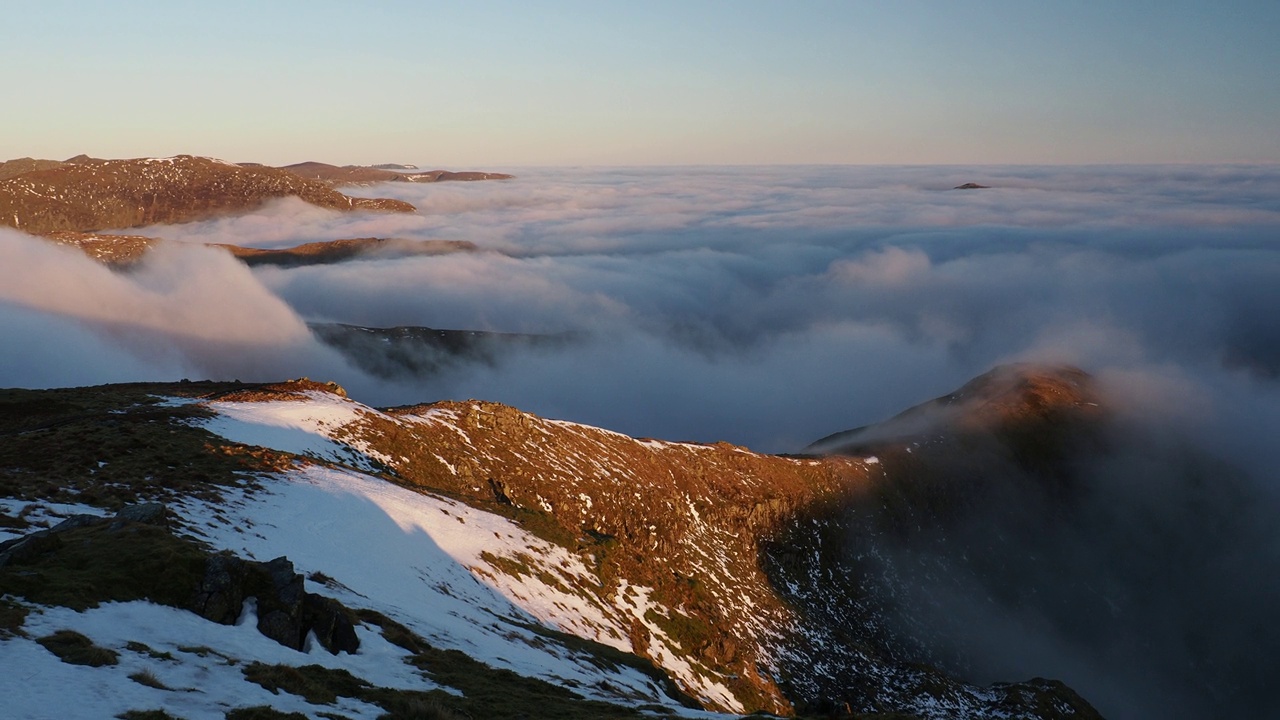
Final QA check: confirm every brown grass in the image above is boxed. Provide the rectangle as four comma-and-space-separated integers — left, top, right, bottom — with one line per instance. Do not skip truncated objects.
0, 383, 290, 509
0, 521, 210, 612
36, 629, 119, 666
0, 597, 29, 638
129, 669, 170, 690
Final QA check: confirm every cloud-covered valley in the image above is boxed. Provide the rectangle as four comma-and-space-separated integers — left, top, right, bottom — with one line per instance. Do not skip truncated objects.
5, 165, 1280, 452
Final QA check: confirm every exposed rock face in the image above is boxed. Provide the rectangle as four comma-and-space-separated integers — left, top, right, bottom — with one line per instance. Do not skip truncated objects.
278, 161, 513, 186
191, 554, 359, 655
0, 155, 415, 235
0, 517, 89, 568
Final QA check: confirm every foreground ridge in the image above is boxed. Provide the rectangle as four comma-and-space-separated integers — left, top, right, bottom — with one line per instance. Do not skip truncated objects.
0, 367, 1104, 718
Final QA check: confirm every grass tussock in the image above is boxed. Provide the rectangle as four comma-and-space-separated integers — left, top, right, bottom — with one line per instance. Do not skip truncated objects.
374, 695, 467, 720
0, 597, 28, 638
37, 629, 119, 666
355, 609, 426, 653
643, 607, 712, 654
129, 669, 170, 690
177, 645, 239, 665
126, 640, 177, 661
243, 662, 371, 705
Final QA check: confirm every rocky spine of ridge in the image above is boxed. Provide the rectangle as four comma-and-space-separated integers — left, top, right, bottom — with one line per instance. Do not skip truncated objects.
316, 364, 1104, 716
0, 155, 415, 235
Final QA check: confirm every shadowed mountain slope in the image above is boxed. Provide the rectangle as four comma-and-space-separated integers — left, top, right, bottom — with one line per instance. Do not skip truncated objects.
793, 364, 1280, 719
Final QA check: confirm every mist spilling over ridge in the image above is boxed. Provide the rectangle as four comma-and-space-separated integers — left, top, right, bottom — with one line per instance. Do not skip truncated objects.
2, 161, 1280, 717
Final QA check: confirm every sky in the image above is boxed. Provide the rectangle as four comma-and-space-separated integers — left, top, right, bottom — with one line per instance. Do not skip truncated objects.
4, 1, 1279, 166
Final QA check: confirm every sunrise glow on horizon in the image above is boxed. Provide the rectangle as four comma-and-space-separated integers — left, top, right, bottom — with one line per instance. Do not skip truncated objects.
6, 1, 1279, 167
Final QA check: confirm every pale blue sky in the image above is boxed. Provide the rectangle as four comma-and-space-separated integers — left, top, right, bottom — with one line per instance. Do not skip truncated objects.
5, 1, 1278, 166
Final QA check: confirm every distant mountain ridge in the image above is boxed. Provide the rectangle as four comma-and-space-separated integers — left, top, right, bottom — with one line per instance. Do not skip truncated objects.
278, 161, 513, 186
0, 155, 415, 235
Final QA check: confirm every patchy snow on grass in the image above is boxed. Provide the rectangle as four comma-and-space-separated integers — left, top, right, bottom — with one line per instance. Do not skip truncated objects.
0, 498, 108, 542
3, 599, 420, 720
169, 464, 687, 710
199, 390, 393, 469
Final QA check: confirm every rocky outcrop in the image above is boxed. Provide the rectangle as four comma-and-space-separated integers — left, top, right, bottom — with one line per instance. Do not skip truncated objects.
192, 554, 359, 655
0, 502, 358, 655
0, 155, 415, 235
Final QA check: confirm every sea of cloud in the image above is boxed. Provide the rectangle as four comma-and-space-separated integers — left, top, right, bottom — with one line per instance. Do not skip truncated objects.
5, 165, 1280, 453
3, 164, 1280, 716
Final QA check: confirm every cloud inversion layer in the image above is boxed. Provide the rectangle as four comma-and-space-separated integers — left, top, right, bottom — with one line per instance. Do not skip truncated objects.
13, 165, 1280, 451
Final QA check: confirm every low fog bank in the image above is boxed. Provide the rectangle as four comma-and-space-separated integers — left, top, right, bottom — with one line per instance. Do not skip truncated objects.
0, 229, 356, 387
